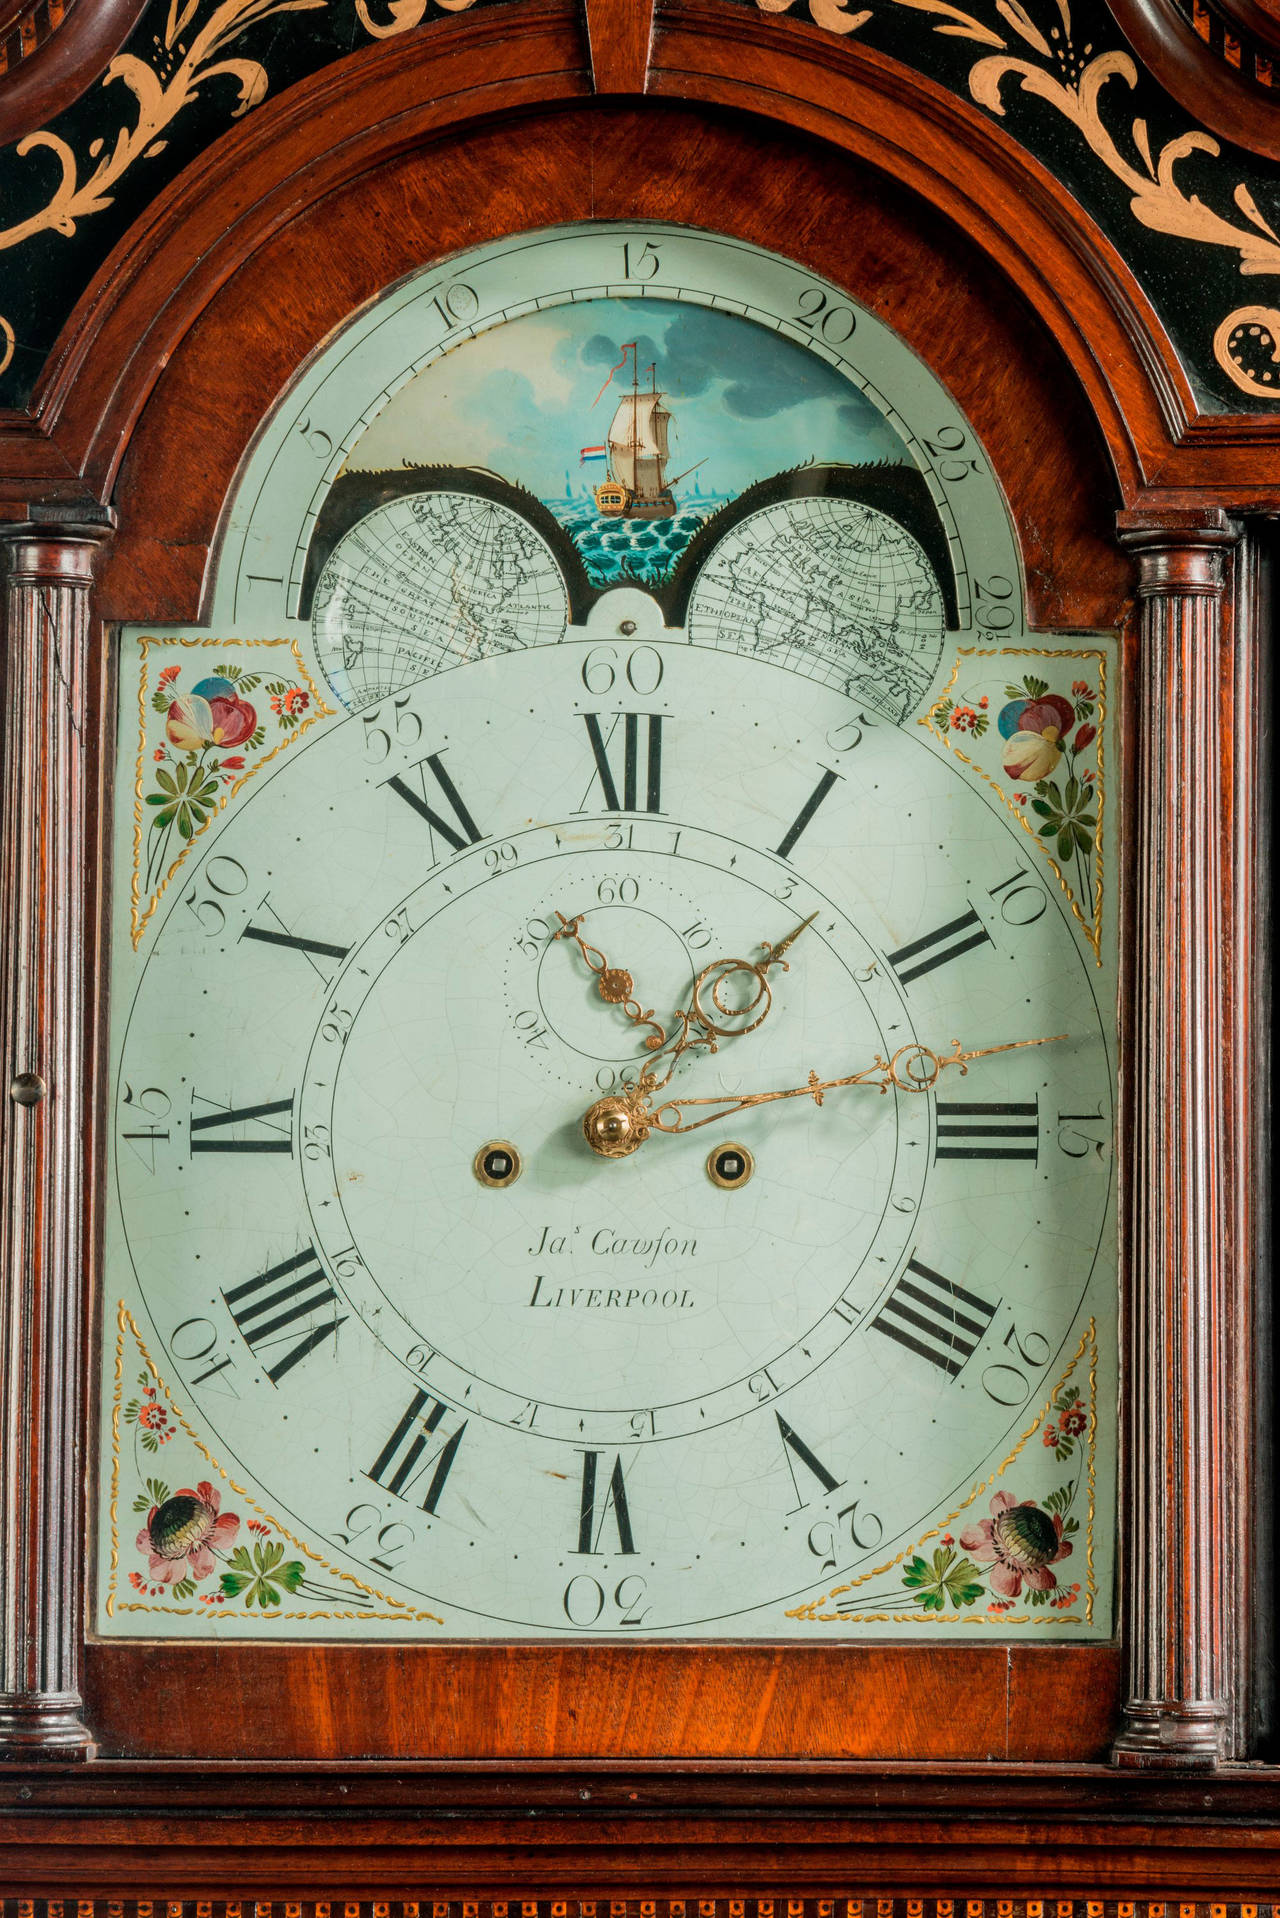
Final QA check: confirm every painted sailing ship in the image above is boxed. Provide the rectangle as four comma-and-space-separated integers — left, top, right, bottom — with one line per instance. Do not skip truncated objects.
581, 346, 700, 520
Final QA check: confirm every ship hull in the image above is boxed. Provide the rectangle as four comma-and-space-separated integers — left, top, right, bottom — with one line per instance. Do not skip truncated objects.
621, 493, 676, 520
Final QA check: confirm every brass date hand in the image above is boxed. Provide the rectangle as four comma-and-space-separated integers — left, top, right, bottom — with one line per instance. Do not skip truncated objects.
580, 1032, 1066, 1157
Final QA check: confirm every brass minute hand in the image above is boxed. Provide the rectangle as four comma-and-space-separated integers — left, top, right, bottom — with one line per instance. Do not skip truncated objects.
580, 1033, 1066, 1157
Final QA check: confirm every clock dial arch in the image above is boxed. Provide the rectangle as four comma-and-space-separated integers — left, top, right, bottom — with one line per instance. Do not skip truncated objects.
213, 223, 1022, 647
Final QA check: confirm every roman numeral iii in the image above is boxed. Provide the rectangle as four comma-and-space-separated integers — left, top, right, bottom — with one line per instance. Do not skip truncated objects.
222, 1246, 347, 1384
935, 1100, 1040, 1161
366, 1390, 467, 1513
578, 713, 664, 813
870, 1256, 997, 1377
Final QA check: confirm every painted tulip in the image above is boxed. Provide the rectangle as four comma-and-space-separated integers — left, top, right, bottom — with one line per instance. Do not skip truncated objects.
1002, 730, 1062, 782
165, 692, 215, 751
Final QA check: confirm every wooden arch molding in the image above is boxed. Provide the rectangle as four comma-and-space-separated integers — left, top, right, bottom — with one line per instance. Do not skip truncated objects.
6, 0, 1278, 562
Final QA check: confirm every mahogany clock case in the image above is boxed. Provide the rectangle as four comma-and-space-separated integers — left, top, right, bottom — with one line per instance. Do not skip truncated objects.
69, 98, 1133, 1762
0, 0, 1274, 1898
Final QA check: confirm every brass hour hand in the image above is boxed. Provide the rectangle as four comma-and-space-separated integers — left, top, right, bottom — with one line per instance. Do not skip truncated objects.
653, 909, 820, 1084
553, 911, 668, 1050
554, 906, 819, 1064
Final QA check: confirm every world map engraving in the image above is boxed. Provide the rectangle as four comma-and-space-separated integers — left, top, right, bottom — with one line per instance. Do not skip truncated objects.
312, 492, 570, 711
685, 497, 946, 723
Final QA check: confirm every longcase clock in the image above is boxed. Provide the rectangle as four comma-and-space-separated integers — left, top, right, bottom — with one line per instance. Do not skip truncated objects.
0, 0, 1273, 1903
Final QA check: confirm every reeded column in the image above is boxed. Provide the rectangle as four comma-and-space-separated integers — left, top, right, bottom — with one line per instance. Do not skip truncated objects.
0, 509, 111, 1760
1110, 507, 1239, 1770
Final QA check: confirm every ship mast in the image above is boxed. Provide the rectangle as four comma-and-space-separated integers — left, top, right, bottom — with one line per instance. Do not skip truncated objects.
631, 346, 639, 485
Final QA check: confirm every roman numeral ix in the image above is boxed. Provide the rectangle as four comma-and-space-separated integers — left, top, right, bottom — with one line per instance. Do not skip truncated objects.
222, 1245, 347, 1384
870, 1256, 997, 1377
190, 1093, 294, 1154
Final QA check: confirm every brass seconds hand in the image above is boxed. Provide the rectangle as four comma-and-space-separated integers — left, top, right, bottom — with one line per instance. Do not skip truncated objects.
580, 1033, 1066, 1157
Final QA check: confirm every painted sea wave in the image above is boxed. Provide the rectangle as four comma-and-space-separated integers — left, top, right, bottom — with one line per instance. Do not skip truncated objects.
544, 497, 724, 588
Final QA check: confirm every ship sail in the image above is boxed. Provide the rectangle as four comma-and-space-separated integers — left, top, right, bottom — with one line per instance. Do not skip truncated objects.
593, 349, 682, 519
607, 393, 672, 502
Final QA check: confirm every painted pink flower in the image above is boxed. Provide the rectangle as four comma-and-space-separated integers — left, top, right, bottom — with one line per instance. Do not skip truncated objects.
135, 1480, 239, 1585
959, 1490, 1072, 1598
220, 754, 245, 771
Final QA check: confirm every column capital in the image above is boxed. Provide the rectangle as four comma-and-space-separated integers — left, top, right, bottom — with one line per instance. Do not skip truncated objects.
1116, 508, 1240, 595
0, 505, 114, 584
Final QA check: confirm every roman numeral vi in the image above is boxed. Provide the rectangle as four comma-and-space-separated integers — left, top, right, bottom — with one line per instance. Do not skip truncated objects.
575, 1450, 637, 1554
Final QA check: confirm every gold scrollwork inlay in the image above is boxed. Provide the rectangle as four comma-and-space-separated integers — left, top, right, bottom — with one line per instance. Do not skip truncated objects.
919, 646, 1106, 960
787, 1319, 1097, 1626
130, 634, 332, 947
107, 1301, 444, 1625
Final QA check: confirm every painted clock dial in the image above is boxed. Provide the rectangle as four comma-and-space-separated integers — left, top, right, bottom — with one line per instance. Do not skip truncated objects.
97, 223, 1117, 1640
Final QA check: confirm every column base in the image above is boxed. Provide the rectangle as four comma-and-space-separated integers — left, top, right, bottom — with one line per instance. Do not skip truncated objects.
0, 1693, 96, 1761
1109, 1697, 1228, 1770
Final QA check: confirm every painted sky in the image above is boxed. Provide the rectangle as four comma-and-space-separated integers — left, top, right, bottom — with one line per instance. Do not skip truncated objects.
346, 299, 913, 500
